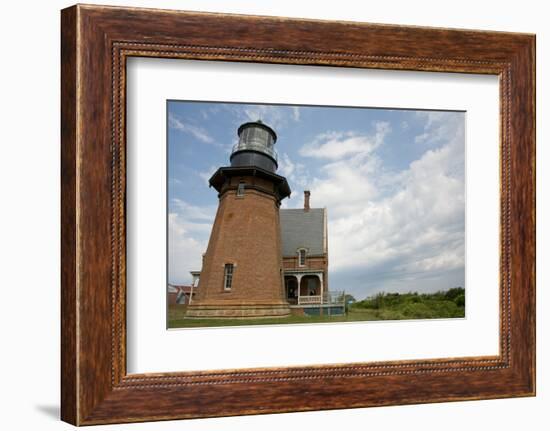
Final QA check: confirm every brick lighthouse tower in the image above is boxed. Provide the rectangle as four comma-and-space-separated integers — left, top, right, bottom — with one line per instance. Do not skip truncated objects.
185, 120, 292, 318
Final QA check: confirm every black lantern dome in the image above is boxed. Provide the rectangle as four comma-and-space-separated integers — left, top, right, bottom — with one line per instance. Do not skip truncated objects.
230, 120, 278, 172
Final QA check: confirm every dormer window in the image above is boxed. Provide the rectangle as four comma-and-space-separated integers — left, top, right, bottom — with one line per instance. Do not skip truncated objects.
298, 248, 307, 267
237, 181, 245, 196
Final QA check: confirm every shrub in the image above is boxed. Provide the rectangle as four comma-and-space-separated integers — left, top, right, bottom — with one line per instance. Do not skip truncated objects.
350, 287, 465, 319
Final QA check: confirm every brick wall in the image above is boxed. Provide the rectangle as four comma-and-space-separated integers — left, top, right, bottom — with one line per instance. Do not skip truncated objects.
282, 255, 328, 291
191, 177, 287, 307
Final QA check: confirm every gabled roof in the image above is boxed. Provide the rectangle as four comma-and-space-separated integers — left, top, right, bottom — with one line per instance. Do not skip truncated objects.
280, 208, 327, 257
168, 284, 194, 293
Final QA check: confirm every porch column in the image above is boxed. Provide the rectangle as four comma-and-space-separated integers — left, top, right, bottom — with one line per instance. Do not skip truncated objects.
319, 272, 324, 303
296, 274, 303, 304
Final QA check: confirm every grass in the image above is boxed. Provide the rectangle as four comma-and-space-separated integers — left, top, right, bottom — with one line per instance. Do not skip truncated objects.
167, 287, 465, 328
168, 305, 350, 328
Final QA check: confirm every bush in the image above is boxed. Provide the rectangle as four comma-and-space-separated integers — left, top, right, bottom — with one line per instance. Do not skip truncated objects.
350, 287, 465, 319
454, 294, 465, 307
445, 287, 465, 301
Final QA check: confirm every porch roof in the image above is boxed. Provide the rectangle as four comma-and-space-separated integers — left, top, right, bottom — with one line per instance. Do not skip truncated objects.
283, 269, 324, 275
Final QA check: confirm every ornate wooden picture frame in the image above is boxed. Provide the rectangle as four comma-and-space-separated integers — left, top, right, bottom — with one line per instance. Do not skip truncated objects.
61, 4, 535, 425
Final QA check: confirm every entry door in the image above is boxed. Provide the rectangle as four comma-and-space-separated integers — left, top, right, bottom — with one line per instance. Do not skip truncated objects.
286, 279, 297, 298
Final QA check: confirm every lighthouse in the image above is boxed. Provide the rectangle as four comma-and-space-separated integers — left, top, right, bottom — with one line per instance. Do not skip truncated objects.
185, 120, 292, 318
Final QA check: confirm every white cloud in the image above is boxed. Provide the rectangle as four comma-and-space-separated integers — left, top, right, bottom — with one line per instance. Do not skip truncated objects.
305, 114, 465, 290
414, 132, 430, 144
296, 122, 389, 216
168, 199, 216, 284
278, 152, 309, 189
168, 212, 209, 284
292, 106, 301, 121
169, 113, 215, 144
307, 157, 380, 217
199, 106, 220, 120
223, 104, 301, 131
245, 106, 283, 128
171, 198, 216, 221
414, 111, 463, 146
299, 121, 390, 160
198, 165, 218, 185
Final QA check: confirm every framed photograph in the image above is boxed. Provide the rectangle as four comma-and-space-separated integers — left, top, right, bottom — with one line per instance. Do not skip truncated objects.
61, 4, 535, 425
164, 101, 467, 330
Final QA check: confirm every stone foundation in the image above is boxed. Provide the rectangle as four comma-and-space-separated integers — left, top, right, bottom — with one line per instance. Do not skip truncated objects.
185, 303, 291, 319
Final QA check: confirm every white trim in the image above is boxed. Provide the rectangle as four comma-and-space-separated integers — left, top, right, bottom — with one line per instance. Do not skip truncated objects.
323, 207, 328, 254
223, 263, 234, 291
297, 248, 307, 267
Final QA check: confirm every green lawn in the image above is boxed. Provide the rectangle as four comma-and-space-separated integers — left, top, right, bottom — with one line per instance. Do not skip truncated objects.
168, 288, 465, 328
168, 305, 351, 328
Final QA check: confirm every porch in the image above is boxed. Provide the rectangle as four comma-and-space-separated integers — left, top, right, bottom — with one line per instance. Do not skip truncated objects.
284, 271, 345, 309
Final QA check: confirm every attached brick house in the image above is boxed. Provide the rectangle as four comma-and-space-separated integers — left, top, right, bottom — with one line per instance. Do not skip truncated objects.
280, 191, 329, 308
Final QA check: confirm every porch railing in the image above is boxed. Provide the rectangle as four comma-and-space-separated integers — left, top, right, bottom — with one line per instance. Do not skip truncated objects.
324, 291, 346, 305
295, 291, 345, 306
298, 295, 322, 305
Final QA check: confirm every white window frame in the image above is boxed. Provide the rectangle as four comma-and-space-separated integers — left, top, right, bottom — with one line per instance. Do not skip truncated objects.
223, 263, 234, 291
297, 248, 307, 267
236, 181, 245, 197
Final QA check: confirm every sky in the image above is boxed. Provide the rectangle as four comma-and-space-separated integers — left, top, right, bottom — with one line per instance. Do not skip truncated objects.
168, 100, 465, 301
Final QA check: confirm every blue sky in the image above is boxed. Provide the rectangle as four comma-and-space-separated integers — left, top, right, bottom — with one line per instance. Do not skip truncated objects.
168, 101, 465, 301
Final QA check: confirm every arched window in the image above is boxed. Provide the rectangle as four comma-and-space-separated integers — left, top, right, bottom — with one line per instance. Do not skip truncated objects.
298, 248, 307, 267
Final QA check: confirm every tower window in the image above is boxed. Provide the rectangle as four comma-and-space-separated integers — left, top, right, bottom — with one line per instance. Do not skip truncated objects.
298, 249, 307, 267
223, 263, 234, 290
237, 181, 245, 196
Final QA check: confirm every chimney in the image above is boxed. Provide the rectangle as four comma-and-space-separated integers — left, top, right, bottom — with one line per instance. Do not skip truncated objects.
304, 190, 311, 211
